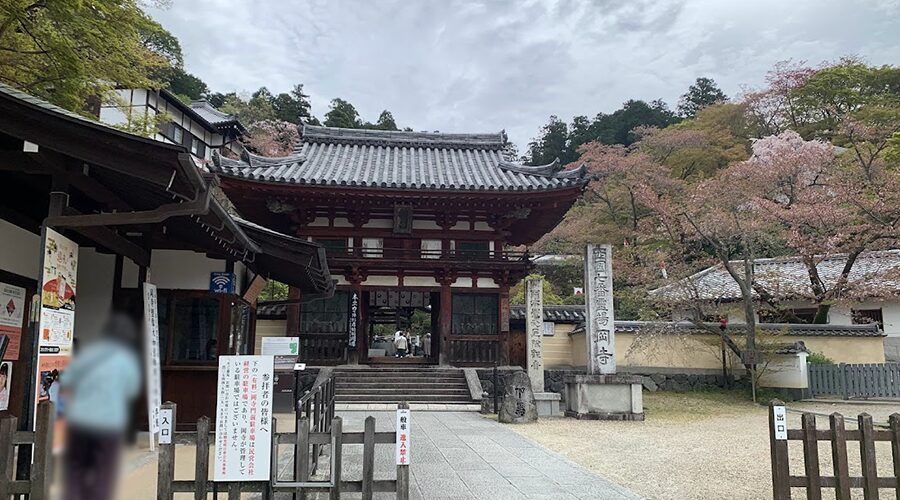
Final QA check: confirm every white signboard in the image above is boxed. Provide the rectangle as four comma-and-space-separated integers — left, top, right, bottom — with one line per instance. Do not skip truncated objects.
396, 408, 411, 465
143, 283, 162, 441
38, 228, 78, 355
214, 355, 274, 482
158, 408, 174, 445
772, 405, 787, 440
260, 337, 299, 356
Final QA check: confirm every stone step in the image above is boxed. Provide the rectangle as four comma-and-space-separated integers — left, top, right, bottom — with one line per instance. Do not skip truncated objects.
335, 394, 473, 403
335, 403, 481, 412
337, 388, 471, 396
335, 376, 464, 384
333, 370, 463, 376
336, 381, 468, 389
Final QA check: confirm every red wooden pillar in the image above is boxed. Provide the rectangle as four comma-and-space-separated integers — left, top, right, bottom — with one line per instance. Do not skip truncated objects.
437, 276, 454, 366
498, 284, 510, 365
285, 286, 302, 336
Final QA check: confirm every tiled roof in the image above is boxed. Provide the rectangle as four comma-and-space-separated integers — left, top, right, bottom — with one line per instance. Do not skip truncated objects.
611, 321, 882, 337
189, 100, 242, 127
509, 305, 585, 323
210, 124, 587, 192
651, 250, 900, 301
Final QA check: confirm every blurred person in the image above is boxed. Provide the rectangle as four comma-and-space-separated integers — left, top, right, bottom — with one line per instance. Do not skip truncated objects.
61, 312, 142, 500
423, 332, 432, 358
394, 331, 408, 358
0, 363, 9, 411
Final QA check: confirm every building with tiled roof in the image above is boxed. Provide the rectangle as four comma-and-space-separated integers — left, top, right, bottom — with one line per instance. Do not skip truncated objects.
217, 124, 587, 367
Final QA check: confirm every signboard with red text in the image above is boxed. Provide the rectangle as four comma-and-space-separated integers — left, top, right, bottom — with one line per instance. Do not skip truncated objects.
214, 355, 274, 481
396, 408, 411, 465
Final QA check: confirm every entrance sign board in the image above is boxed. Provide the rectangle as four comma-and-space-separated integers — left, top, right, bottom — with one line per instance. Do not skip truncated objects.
772, 405, 787, 440
348, 292, 359, 349
214, 355, 274, 482
584, 244, 616, 375
158, 408, 174, 444
143, 282, 162, 444
261, 337, 299, 356
396, 408, 410, 465
0, 282, 26, 360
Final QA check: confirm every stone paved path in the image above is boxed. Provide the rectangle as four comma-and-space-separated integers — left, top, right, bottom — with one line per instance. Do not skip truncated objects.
307, 411, 641, 500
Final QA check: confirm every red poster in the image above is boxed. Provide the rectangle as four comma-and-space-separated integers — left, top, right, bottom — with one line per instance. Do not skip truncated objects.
35, 354, 68, 450
0, 282, 26, 360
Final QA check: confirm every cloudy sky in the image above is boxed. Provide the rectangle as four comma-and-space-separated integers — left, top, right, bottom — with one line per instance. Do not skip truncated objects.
147, 0, 900, 149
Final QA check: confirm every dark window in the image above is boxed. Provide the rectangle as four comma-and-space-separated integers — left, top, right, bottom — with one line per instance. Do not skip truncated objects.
314, 238, 348, 252
451, 293, 498, 335
170, 296, 220, 362
301, 291, 350, 334
759, 307, 818, 323
852, 308, 883, 328
456, 241, 490, 256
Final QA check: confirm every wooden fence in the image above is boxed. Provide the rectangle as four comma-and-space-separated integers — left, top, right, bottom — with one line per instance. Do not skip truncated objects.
296, 374, 336, 475
768, 399, 900, 499
157, 401, 410, 500
808, 363, 900, 399
0, 401, 54, 500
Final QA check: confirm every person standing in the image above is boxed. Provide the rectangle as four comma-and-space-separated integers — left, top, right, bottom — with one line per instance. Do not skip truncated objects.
423, 332, 432, 358
394, 332, 409, 358
61, 312, 142, 500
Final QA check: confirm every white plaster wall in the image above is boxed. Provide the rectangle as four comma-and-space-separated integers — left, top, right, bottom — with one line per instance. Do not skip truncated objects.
475, 278, 499, 289
412, 220, 440, 230
148, 250, 229, 290
73, 248, 115, 340
452, 278, 474, 288
364, 276, 399, 287
361, 219, 392, 229
0, 220, 40, 280
758, 353, 809, 389
403, 277, 439, 288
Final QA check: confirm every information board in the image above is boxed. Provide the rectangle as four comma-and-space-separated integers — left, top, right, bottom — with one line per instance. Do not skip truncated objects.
214, 355, 274, 481
396, 408, 411, 465
0, 282, 26, 360
143, 282, 162, 442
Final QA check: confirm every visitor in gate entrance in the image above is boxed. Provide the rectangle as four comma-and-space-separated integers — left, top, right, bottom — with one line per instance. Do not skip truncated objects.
394, 332, 409, 358
61, 312, 142, 500
423, 332, 432, 358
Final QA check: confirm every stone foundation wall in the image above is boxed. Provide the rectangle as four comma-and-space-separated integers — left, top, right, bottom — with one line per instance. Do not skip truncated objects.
544, 368, 740, 403
476, 367, 526, 413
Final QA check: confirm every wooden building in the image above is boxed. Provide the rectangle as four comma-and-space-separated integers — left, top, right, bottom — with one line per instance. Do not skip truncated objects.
212, 125, 586, 366
0, 83, 332, 425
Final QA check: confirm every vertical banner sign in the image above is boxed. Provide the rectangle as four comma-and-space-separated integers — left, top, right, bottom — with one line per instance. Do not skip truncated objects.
348, 292, 359, 349
36, 228, 77, 449
0, 282, 26, 360
584, 244, 616, 375
772, 405, 787, 440
396, 408, 411, 465
158, 408, 173, 445
214, 355, 274, 482
143, 282, 162, 447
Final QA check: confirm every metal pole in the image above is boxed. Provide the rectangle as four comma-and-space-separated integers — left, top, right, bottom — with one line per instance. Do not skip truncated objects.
492, 367, 499, 414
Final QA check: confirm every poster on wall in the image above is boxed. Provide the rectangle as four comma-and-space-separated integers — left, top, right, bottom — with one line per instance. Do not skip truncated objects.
0, 361, 11, 411
35, 354, 68, 449
143, 282, 162, 446
214, 355, 274, 482
0, 282, 25, 360
39, 228, 77, 355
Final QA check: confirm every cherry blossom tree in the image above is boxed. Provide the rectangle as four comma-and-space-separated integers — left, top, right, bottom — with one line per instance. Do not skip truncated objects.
244, 119, 299, 157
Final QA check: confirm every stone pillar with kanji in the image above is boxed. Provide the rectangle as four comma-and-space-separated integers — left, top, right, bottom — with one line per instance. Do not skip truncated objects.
584, 244, 616, 375
525, 277, 544, 393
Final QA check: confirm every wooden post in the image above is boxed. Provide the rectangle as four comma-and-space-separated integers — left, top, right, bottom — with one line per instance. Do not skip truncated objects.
362, 416, 375, 500
840, 363, 849, 400
890, 413, 900, 499
0, 416, 16, 499
296, 416, 310, 500
858, 413, 878, 500
286, 286, 302, 335
30, 401, 55, 500
157, 402, 176, 500
829, 413, 851, 500
498, 285, 510, 365
396, 402, 410, 500
438, 283, 452, 366
801, 413, 821, 500
330, 416, 343, 500
195, 416, 210, 500
768, 400, 791, 500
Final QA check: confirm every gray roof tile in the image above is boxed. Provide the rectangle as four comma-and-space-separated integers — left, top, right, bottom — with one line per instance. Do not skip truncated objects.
211, 124, 587, 192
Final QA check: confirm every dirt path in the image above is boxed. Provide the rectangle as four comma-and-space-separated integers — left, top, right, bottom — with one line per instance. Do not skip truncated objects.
509, 392, 899, 500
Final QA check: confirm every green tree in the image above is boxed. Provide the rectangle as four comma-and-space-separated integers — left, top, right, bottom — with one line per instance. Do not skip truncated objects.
0, 0, 172, 112
677, 77, 728, 118
591, 99, 680, 146
166, 68, 209, 102
372, 110, 399, 130
272, 84, 313, 124
509, 274, 564, 305
324, 98, 363, 128
527, 115, 573, 165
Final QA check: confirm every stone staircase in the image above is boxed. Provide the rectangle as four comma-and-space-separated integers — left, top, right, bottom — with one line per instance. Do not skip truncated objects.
333, 366, 480, 411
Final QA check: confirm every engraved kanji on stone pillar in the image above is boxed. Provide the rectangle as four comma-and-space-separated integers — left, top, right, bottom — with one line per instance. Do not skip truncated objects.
525, 276, 544, 393
584, 244, 616, 375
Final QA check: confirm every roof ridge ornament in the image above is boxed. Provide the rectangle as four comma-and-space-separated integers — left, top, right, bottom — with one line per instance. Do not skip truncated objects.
498, 158, 587, 179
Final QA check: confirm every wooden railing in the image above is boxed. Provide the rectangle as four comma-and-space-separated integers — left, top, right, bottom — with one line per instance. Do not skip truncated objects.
0, 402, 54, 500
447, 336, 499, 365
330, 247, 528, 262
808, 362, 900, 399
768, 399, 900, 499
296, 373, 336, 475
299, 334, 347, 365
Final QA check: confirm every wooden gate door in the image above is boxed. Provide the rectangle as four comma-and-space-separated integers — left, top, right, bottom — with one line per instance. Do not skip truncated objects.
508, 328, 526, 368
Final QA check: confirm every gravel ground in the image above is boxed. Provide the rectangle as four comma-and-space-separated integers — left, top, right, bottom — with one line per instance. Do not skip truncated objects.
508, 392, 900, 500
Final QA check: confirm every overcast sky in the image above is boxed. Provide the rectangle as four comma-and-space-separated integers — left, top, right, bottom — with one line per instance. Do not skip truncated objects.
147, 0, 900, 149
